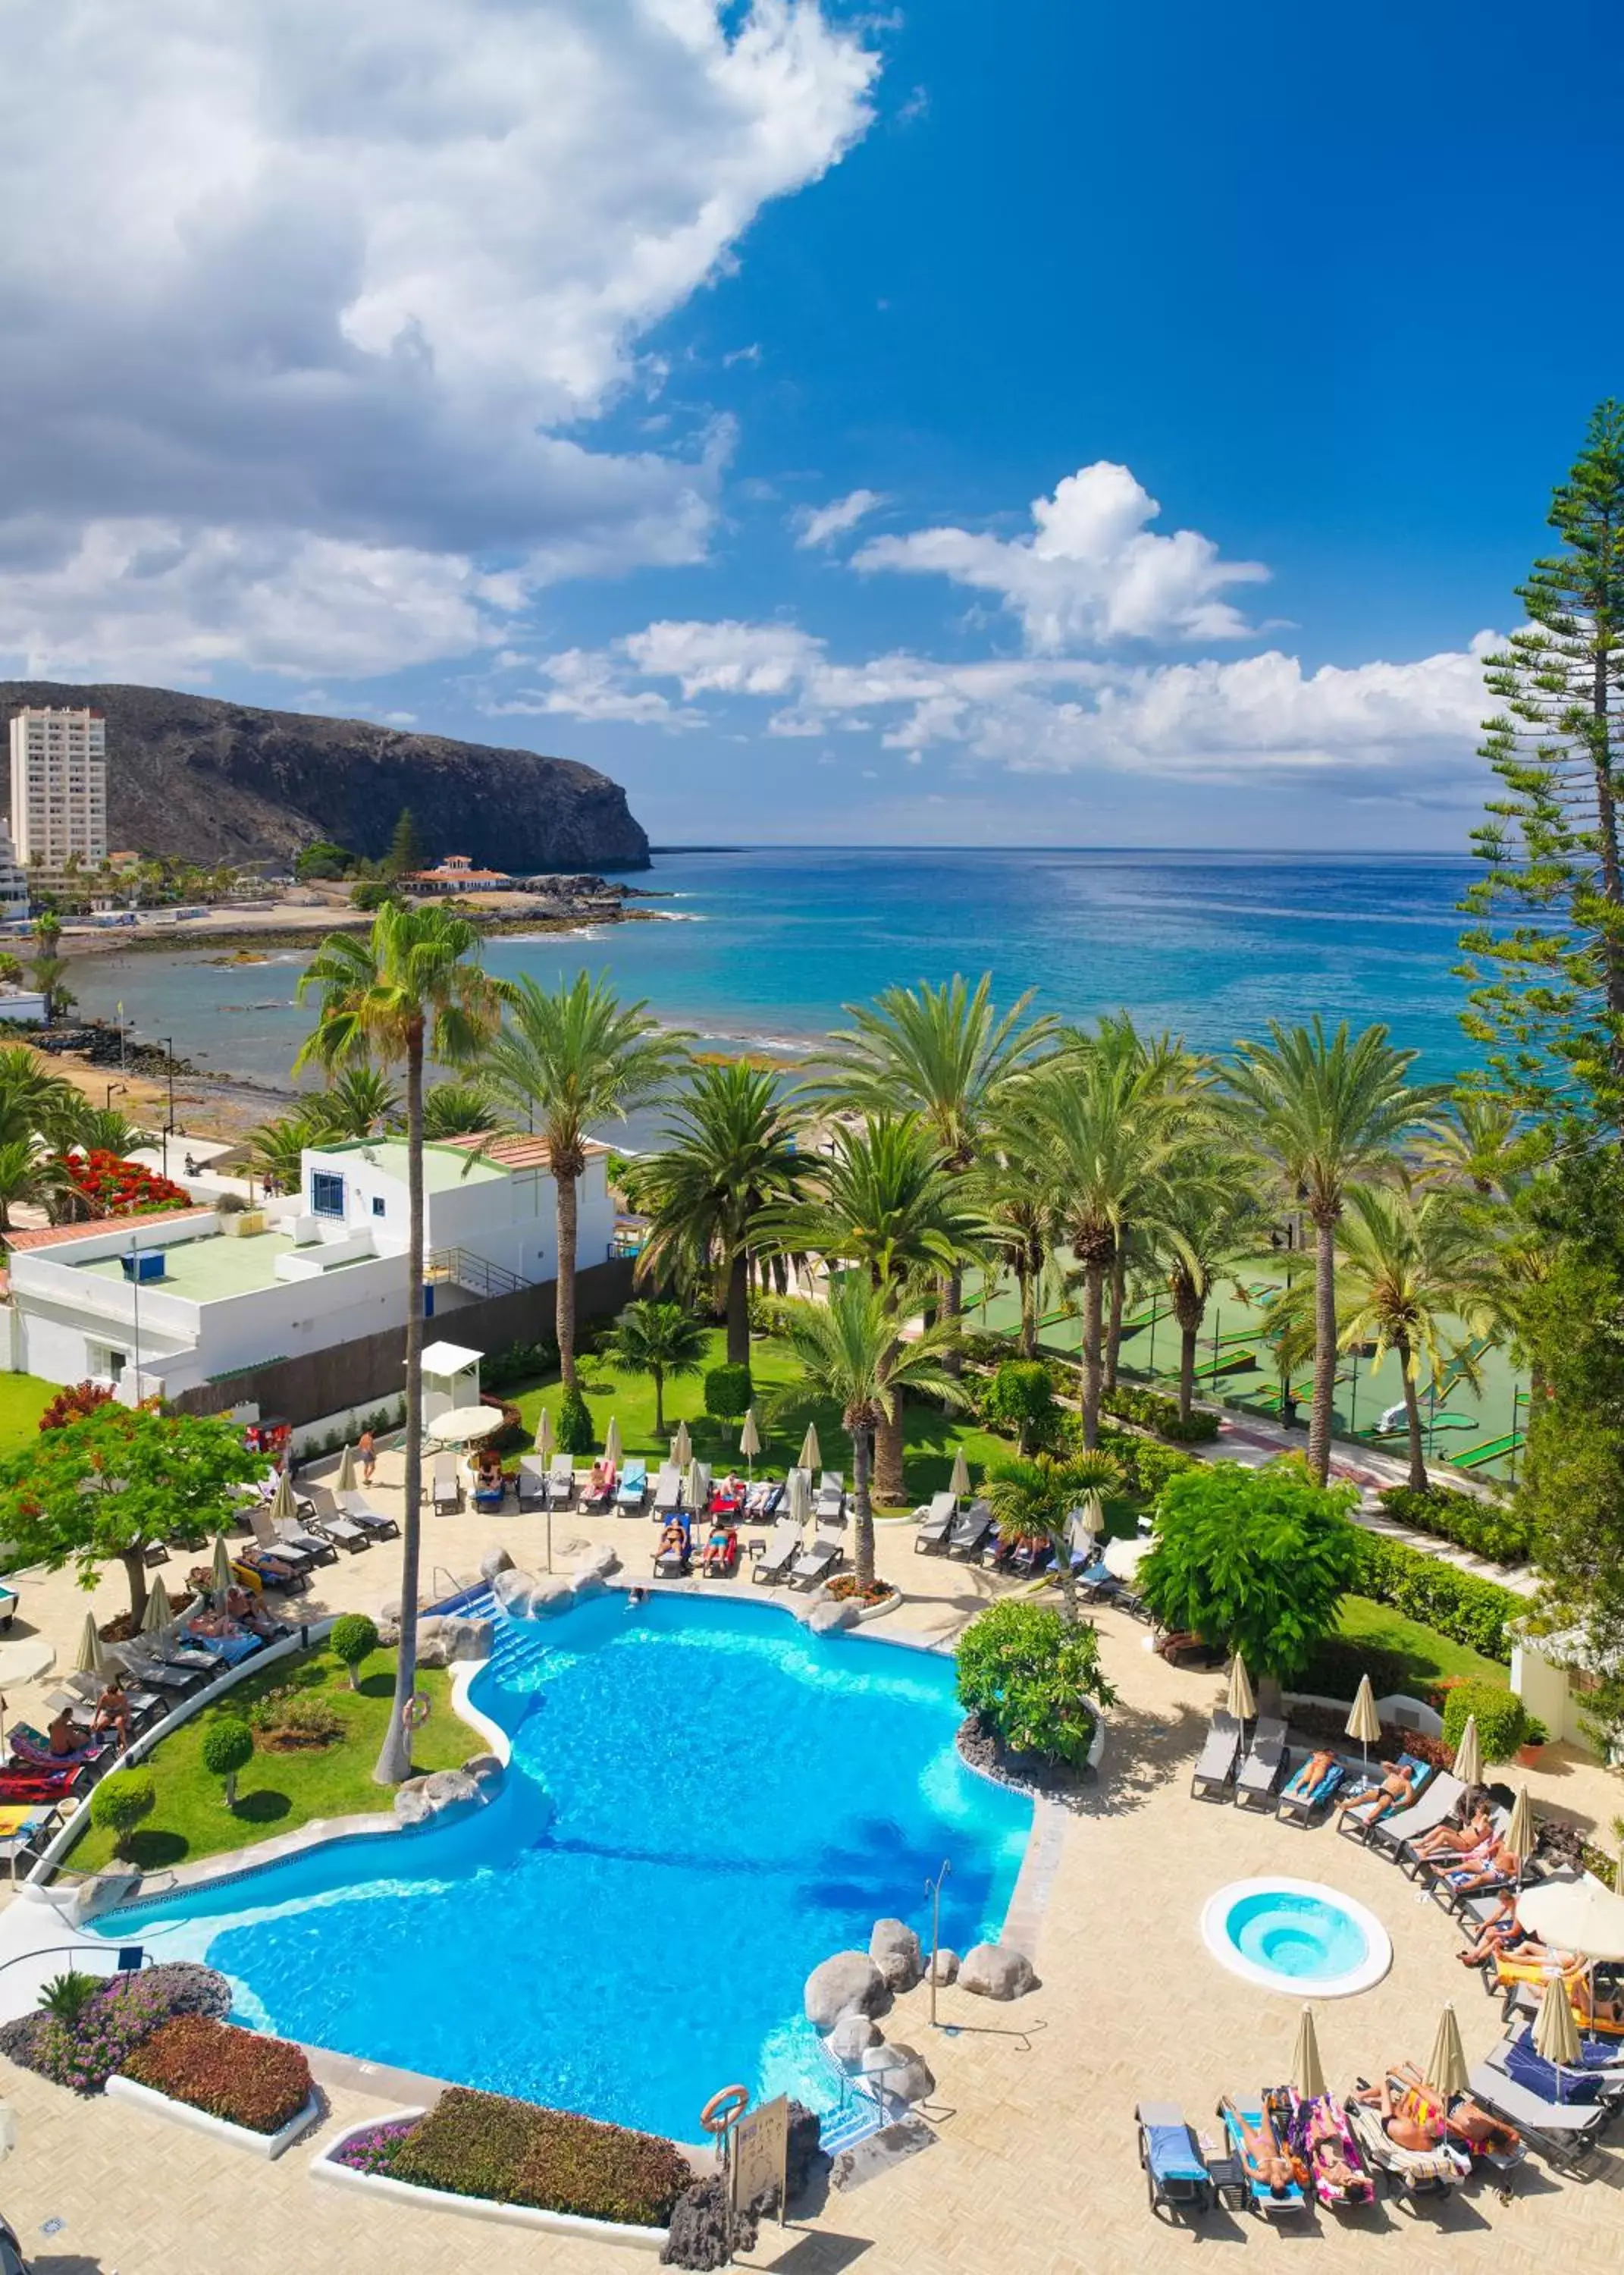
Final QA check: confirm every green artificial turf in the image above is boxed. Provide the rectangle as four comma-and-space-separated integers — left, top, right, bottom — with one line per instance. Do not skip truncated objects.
67, 1642, 474, 1874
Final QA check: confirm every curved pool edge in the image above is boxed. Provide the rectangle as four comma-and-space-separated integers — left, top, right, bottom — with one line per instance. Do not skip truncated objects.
1199, 1876, 1393, 1999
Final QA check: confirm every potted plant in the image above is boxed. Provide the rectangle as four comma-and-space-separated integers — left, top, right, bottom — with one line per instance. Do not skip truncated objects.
217, 1193, 267, 1238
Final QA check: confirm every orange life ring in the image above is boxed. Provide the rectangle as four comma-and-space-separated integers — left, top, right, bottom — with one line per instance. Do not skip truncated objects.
402, 1693, 431, 1731
700, 2084, 749, 2135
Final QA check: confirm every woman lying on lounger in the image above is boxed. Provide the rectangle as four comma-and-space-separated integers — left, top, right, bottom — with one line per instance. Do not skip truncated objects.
1301, 2103, 1362, 2198
1384, 2065, 1520, 2160
1456, 1894, 1545, 1970
657, 1520, 690, 1571
1334, 1759, 1415, 1824
1434, 1837, 1517, 1896
1412, 1804, 1494, 1863
1218, 2100, 1295, 2197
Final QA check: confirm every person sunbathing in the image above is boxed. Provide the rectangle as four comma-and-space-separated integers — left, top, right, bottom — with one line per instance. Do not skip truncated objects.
1218, 2099, 1294, 2197
1457, 1894, 1544, 1969
658, 1520, 689, 1569
1294, 1748, 1338, 1790
1436, 1837, 1517, 1895
46, 1706, 82, 1757
1352, 2078, 1439, 2154
702, 1524, 738, 1575
1303, 2104, 1361, 2195
1335, 1759, 1415, 1824
1413, 1804, 1494, 1862
1387, 2065, 1519, 2157
93, 1677, 131, 1747
587, 1458, 616, 1502
1574, 1978, 1624, 2028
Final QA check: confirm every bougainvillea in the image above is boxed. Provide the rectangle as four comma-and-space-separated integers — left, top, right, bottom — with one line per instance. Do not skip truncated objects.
53, 1150, 193, 1219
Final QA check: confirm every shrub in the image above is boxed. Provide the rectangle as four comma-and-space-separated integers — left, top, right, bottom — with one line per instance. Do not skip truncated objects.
1102, 1383, 1220, 1443
53, 1149, 193, 1219
384, 2088, 693, 2226
748, 1294, 795, 1339
390, 2086, 543, 2202
33, 1972, 174, 2095
957, 1330, 1011, 1369
703, 1363, 753, 1423
1085, 1423, 1201, 1498
121, 2016, 312, 2134
200, 1716, 253, 1806
38, 1380, 115, 1432
249, 1687, 345, 1749
1375, 1484, 1533, 1566
1351, 1533, 1519, 1663
334, 2117, 419, 2175
981, 1361, 1058, 1451
38, 1971, 99, 2029
956, 1599, 1118, 1768
89, 1770, 155, 1859
554, 1387, 596, 1456
483, 1339, 557, 1394
1442, 1678, 1538, 1763
330, 1612, 378, 1690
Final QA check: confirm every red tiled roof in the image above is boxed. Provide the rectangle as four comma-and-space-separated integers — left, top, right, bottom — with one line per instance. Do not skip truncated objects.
4, 1207, 216, 1254
440, 1134, 608, 1170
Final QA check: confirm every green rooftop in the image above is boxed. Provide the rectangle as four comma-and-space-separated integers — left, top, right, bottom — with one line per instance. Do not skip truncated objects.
74, 1229, 365, 1302
314, 1139, 504, 1192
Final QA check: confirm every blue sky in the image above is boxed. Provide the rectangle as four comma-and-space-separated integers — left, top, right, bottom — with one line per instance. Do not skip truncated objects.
4, 1, 1622, 848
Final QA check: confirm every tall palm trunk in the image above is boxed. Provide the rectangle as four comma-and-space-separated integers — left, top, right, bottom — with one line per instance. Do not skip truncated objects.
873, 1387, 904, 1503
1308, 1210, 1337, 1486
1104, 1250, 1126, 1391
555, 1169, 579, 1389
726, 1247, 750, 1367
939, 1266, 964, 1375
1080, 1263, 1106, 1449
1016, 1254, 1038, 1357
1172, 1284, 1203, 1422
376, 1023, 425, 1784
1395, 1331, 1427, 1491
851, 1414, 875, 1590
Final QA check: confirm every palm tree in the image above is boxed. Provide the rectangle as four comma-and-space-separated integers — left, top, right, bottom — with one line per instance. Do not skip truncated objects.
779, 1279, 965, 1589
1413, 1094, 1541, 1199
983, 1449, 1129, 1620
811, 974, 1055, 1341
0, 1138, 77, 1234
635, 1063, 805, 1370
1221, 1019, 1445, 1484
422, 1081, 500, 1139
0, 1048, 85, 1149
1023, 1050, 1184, 1448
481, 974, 690, 1390
601, 1299, 709, 1436
760, 1112, 992, 1498
304, 1065, 403, 1139
65, 1106, 146, 1158
296, 904, 507, 1785
1140, 1153, 1273, 1421
246, 1113, 320, 1197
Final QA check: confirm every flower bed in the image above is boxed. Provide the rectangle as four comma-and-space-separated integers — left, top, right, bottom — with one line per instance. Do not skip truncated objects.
53, 1148, 194, 1219
825, 1575, 897, 1607
359, 2087, 693, 2230
119, 2015, 312, 2135
0, 1963, 229, 2096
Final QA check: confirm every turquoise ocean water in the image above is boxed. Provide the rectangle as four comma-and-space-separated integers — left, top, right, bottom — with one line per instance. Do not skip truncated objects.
71, 847, 1483, 1091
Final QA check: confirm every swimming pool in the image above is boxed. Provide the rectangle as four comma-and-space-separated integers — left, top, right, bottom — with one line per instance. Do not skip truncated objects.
95, 1592, 1032, 2139
1200, 1878, 1392, 1997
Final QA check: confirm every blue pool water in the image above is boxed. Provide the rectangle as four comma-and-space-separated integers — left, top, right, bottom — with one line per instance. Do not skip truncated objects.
1224, 1889, 1369, 1984
97, 1592, 1031, 2140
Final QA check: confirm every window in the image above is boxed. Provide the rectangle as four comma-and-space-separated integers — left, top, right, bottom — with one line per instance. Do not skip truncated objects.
310, 1170, 346, 1219
372, 1196, 386, 1218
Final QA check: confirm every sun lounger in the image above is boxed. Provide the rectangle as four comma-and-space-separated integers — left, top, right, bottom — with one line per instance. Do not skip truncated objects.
1217, 2103, 1306, 2217
309, 1504, 370, 1552
616, 1460, 649, 1514
516, 1457, 547, 1510
651, 1464, 683, 1515
1466, 2060, 1607, 2173
1233, 1715, 1289, 1812
945, 1502, 993, 1558
432, 1455, 461, 1513
334, 1490, 397, 1539
1276, 1751, 1345, 1826
247, 1506, 318, 1571
914, 1492, 956, 1551
108, 1646, 193, 1698
791, 1534, 842, 1589
816, 1470, 846, 1524
652, 1520, 691, 1577
1344, 2098, 1468, 2195
547, 1452, 575, 1505
9, 1724, 110, 1773
1190, 1710, 1243, 1802
1375, 1769, 1466, 1865
1134, 2101, 1211, 2220
751, 1520, 801, 1584
1335, 1753, 1432, 1844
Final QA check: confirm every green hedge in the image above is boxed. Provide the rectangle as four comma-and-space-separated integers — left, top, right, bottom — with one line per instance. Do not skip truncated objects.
1101, 1384, 1221, 1443
1375, 1484, 1533, 1566
1092, 1424, 1202, 1498
1441, 1677, 1541, 1762
1351, 1533, 1519, 1664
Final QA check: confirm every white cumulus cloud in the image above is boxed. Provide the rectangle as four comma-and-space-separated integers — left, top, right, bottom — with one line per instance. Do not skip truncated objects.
792, 488, 887, 548
855, 461, 1270, 649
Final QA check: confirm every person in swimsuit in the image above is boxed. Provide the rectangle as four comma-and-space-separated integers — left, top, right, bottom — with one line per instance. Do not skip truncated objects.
1456, 1894, 1543, 1969
1303, 2103, 1361, 2195
1218, 2099, 1294, 2196
1335, 1759, 1415, 1824
46, 1706, 81, 1756
1353, 2079, 1437, 2154
92, 1677, 131, 1748
359, 1429, 377, 1487
1413, 1804, 1494, 1863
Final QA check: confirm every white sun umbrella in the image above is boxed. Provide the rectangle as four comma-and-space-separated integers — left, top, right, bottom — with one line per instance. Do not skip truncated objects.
336, 1443, 357, 1493
1290, 2006, 1327, 2100
532, 1406, 553, 1462
1533, 1975, 1582, 2076
798, 1422, 821, 1475
1519, 1875, 1624, 1962
140, 1576, 173, 1636
948, 1447, 971, 1502
672, 1419, 693, 1470
738, 1410, 760, 1475
786, 1465, 812, 1529
1451, 1712, 1483, 1793
1102, 1533, 1153, 1582
604, 1416, 622, 1466
211, 1533, 236, 1595
268, 1470, 299, 1527
74, 1611, 109, 1678
427, 1404, 501, 1446
1225, 1655, 1257, 1724
1346, 1675, 1382, 1769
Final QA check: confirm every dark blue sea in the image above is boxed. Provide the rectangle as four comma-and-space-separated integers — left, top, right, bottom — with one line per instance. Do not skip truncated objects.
71, 847, 1484, 1092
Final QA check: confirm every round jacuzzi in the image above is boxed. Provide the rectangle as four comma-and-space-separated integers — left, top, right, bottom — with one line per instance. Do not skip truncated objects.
1201, 1877, 1392, 1997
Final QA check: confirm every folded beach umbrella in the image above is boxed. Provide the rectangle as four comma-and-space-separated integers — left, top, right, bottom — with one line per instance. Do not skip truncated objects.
533, 1407, 553, 1461
672, 1419, 692, 1470
1450, 1712, 1482, 1792
74, 1611, 108, 1678
798, 1423, 821, 1475
1425, 2002, 1469, 2101
140, 1577, 173, 1636
786, 1466, 811, 1528
948, 1447, 971, 1502
1506, 1785, 1536, 1887
1224, 1655, 1256, 1724
269, 1470, 298, 1527
211, 1533, 236, 1595
1534, 1976, 1581, 2072
336, 1443, 357, 1494
604, 1416, 622, 1465
1290, 2006, 1327, 2100
738, 1410, 760, 1473
1345, 1674, 1381, 1768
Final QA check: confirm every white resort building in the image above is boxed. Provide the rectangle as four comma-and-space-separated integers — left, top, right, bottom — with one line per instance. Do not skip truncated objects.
7, 705, 108, 868
0, 1132, 616, 1403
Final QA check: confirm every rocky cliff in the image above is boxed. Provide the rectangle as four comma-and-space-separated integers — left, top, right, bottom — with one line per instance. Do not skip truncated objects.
0, 682, 650, 872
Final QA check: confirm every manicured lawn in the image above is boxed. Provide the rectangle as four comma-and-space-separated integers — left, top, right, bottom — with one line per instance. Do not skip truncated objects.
0, 1374, 60, 1457
67, 1642, 475, 1875
1325, 1594, 1510, 1693
511, 1328, 1014, 1515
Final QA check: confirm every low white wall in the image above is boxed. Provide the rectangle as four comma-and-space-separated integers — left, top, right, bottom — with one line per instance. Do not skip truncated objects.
106, 2075, 321, 2160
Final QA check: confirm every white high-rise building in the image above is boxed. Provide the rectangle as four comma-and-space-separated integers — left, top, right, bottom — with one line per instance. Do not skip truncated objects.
0, 824, 28, 923
8, 706, 108, 868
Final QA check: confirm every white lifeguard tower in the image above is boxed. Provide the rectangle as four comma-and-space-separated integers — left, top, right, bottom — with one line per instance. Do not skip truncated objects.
418, 1339, 484, 1428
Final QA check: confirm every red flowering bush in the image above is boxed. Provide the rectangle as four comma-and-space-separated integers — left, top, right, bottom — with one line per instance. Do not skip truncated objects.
120, 2016, 312, 2134
54, 1150, 193, 1219
39, 1380, 115, 1432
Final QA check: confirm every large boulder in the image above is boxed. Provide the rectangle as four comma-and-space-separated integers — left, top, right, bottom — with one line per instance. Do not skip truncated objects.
826, 2010, 879, 2066
413, 1635, 449, 1670
661, 2175, 748, 2270
869, 1918, 923, 1993
958, 1941, 1035, 2000
858, 2039, 936, 2106
805, 1598, 859, 1636
804, 1951, 886, 2032
928, 1947, 960, 1986
393, 1768, 483, 1826
575, 1543, 619, 1581
526, 1575, 578, 1617
440, 1614, 494, 1663
462, 1752, 504, 1787
491, 1567, 537, 1611
479, 1545, 515, 1582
